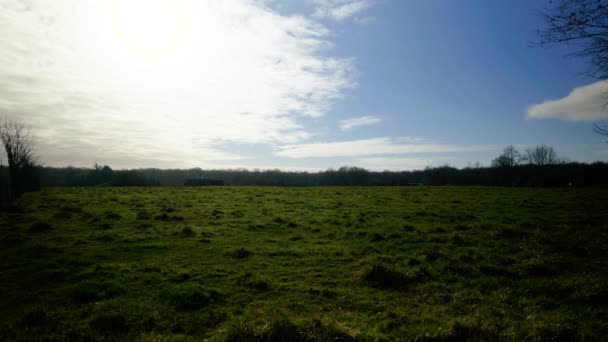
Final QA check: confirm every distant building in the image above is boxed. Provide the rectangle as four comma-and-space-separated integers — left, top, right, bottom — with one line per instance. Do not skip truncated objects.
184, 178, 224, 186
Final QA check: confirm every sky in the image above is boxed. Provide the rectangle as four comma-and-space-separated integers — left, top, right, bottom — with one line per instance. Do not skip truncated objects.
1, 0, 607, 171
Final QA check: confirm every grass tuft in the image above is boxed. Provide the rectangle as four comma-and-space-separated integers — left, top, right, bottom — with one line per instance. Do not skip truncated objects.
28, 221, 52, 233
180, 226, 195, 237
90, 313, 129, 335
229, 248, 252, 259
159, 283, 220, 310
359, 264, 410, 289
71, 280, 126, 303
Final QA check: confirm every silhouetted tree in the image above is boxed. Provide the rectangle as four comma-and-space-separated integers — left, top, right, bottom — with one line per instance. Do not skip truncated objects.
89, 163, 114, 185
523, 145, 560, 165
492, 145, 521, 167
595, 123, 608, 139
538, 0, 608, 81
537, 0, 608, 135
0, 118, 39, 202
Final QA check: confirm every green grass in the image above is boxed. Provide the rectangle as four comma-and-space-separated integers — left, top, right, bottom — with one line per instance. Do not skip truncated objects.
1, 186, 607, 341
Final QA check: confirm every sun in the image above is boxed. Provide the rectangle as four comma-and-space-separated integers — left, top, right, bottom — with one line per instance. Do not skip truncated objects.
112, 0, 183, 57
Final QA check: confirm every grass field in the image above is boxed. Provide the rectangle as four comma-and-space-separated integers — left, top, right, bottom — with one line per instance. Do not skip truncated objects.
1, 186, 607, 341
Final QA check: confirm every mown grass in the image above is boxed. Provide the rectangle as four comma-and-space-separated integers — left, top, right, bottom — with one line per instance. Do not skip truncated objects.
0, 186, 607, 341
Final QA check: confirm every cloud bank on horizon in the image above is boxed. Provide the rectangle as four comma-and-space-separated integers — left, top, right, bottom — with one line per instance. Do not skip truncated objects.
275, 137, 501, 159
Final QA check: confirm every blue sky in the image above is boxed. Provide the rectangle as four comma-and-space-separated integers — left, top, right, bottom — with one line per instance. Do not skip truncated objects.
1, 0, 607, 170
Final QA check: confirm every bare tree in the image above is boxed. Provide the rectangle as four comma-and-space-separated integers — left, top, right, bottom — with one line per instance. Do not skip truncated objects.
537, 0, 608, 80
492, 145, 521, 167
523, 145, 560, 165
0, 118, 38, 200
595, 123, 608, 138
537, 0, 608, 138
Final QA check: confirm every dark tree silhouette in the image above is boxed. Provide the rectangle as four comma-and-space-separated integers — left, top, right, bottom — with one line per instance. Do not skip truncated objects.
595, 123, 608, 138
89, 163, 114, 185
0, 118, 38, 201
523, 145, 560, 165
538, 0, 608, 80
492, 145, 521, 167
537, 0, 608, 137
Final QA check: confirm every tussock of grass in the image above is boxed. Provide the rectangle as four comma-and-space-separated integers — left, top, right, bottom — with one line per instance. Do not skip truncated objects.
53, 211, 72, 219
416, 320, 494, 341
180, 226, 195, 237
104, 211, 121, 219
1, 232, 23, 245
20, 309, 47, 328
90, 313, 129, 335
154, 213, 184, 221
228, 248, 252, 259
71, 280, 126, 303
28, 221, 52, 233
223, 318, 357, 342
359, 263, 412, 289
369, 233, 385, 242
159, 283, 220, 310
136, 211, 150, 220
401, 224, 416, 232
239, 274, 271, 291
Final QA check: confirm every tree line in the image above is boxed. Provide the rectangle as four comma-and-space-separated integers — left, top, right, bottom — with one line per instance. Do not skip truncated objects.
2, 115, 607, 212
34, 161, 608, 188
29, 144, 607, 188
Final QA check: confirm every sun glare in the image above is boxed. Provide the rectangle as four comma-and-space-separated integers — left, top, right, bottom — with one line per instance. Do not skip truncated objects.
112, 0, 183, 56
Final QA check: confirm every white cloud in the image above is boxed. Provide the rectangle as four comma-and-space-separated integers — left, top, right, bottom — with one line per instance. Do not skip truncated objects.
275, 137, 500, 158
339, 115, 381, 130
0, 0, 355, 167
527, 81, 608, 122
313, 0, 373, 21
354, 16, 376, 25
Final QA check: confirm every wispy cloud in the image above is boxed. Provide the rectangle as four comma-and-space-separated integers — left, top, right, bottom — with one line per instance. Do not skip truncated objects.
527, 81, 608, 122
275, 137, 501, 158
0, 0, 355, 167
339, 115, 381, 130
313, 0, 373, 21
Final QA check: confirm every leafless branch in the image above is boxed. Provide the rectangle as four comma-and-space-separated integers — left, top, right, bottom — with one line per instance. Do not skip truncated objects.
536, 0, 608, 80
